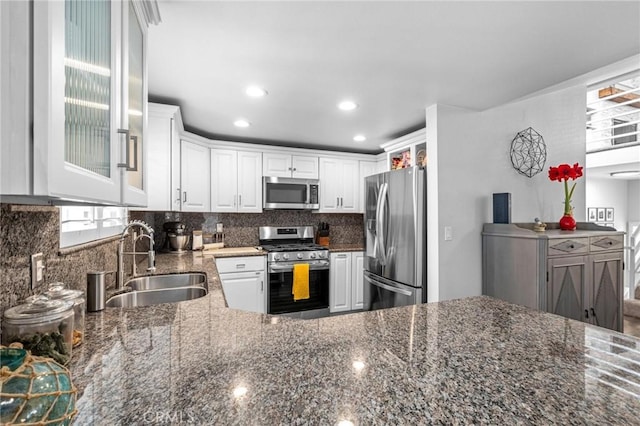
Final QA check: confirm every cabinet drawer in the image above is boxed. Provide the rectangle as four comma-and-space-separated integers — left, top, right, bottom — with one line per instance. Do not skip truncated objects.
590, 234, 624, 252
216, 256, 264, 273
547, 238, 589, 257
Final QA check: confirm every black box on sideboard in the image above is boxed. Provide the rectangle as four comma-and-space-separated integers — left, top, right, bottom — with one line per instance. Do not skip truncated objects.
493, 193, 511, 224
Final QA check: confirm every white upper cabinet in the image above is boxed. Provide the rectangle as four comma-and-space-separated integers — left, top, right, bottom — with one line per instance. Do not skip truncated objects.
211, 149, 262, 213
140, 104, 181, 211
181, 140, 210, 211
358, 160, 378, 213
319, 157, 359, 213
1, 0, 158, 205
263, 153, 319, 179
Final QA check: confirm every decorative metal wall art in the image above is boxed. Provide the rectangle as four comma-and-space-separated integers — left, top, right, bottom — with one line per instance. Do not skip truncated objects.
510, 127, 547, 178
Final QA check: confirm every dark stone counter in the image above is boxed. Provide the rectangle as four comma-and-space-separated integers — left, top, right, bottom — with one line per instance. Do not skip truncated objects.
68, 253, 640, 424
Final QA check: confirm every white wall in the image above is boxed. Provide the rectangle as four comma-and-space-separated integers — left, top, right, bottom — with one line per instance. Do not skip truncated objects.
586, 178, 629, 232
428, 85, 586, 301
629, 180, 640, 222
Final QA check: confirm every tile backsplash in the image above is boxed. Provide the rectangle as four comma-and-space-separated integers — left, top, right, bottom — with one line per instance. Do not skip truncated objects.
1, 204, 363, 319
0, 204, 120, 320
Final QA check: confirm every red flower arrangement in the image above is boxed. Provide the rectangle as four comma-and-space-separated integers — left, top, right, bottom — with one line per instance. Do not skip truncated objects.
548, 163, 583, 216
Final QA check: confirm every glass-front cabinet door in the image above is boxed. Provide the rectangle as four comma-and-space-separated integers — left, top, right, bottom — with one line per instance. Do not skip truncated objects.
32, 0, 151, 206
121, 1, 147, 206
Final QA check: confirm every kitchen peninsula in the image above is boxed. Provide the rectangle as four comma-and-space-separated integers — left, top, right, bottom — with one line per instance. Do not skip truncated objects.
67, 252, 640, 424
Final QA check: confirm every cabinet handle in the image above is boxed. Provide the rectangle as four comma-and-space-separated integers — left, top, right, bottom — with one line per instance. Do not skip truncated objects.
117, 129, 134, 170
239, 194, 242, 206
590, 308, 596, 318
128, 135, 139, 172
183, 191, 187, 203
236, 264, 245, 269
585, 309, 589, 319
341, 197, 343, 207
337, 197, 340, 206
233, 195, 237, 207
293, 168, 297, 171
337, 254, 348, 258
176, 188, 181, 204
261, 280, 264, 292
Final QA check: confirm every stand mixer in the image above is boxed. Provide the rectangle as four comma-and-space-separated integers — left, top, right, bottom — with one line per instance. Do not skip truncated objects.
162, 221, 190, 252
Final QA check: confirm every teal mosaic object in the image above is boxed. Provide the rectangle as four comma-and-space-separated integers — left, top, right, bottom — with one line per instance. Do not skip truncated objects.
0, 345, 77, 425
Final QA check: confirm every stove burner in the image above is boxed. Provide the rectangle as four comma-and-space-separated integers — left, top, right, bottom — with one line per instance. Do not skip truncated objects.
261, 243, 328, 253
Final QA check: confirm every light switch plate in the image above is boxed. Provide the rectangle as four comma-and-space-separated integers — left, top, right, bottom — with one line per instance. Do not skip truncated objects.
30, 252, 44, 290
444, 226, 453, 241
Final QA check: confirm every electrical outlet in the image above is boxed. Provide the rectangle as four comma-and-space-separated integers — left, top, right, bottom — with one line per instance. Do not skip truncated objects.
30, 252, 45, 290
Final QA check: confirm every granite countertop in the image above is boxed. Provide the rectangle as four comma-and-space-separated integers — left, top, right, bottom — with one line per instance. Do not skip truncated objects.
68, 253, 640, 424
328, 243, 364, 252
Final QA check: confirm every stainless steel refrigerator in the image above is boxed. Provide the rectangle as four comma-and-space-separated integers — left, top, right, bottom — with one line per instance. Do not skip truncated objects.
363, 167, 426, 310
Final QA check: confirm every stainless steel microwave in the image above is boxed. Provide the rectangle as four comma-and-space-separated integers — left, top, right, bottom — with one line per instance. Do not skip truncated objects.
263, 177, 320, 210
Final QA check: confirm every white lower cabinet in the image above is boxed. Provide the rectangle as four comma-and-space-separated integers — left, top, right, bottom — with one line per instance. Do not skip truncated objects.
217, 256, 266, 313
330, 251, 364, 313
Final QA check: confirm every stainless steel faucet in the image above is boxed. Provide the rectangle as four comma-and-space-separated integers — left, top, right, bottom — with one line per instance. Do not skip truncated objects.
117, 220, 156, 289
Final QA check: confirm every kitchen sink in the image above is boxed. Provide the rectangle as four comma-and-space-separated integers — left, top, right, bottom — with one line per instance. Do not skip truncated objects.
105, 286, 208, 308
125, 273, 207, 291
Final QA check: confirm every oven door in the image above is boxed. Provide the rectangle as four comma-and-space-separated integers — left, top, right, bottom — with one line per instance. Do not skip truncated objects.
267, 261, 329, 314
363, 270, 421, 311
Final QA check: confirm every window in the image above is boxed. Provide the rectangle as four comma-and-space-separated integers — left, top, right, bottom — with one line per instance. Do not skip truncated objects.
612, 118, 638, 145
60, 206, 127, 248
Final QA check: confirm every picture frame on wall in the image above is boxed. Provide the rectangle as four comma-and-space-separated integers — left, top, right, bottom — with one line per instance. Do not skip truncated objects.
597, 208, 605, 222
588, 208, 597, 222
606, 208, 614, 222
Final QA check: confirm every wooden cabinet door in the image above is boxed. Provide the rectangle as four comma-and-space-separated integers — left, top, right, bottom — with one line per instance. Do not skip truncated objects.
589, 252, 623, 331
291, 155, 319, 179
319, 157, 341, 212
237, 151, 262, 213
181, 141, 210, 211
220, 270, 264, 313
330, 252, 351, 313
351, 252, 365, 310
262, 153, 291, 177
358, 161, 378, 213
547, 256, 588, 323
210, 148, 238, 212
339, 160, 359, 212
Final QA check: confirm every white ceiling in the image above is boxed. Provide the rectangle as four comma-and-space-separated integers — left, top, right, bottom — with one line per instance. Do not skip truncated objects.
147, 1, 640, 154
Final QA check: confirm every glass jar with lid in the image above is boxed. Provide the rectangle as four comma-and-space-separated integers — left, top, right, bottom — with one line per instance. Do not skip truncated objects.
2, 296, 74, 365
43, 282, 85, 347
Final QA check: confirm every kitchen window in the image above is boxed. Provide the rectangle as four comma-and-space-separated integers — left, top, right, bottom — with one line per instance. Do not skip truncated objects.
60, 206, 127, 248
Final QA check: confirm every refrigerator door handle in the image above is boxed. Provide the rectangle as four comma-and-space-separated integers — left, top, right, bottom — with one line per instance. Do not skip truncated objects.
364, 274, 413, 297
376, 182, 389, 265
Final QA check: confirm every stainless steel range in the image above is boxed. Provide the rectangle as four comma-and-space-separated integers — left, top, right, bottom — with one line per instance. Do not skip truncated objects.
259, 226, 330, 318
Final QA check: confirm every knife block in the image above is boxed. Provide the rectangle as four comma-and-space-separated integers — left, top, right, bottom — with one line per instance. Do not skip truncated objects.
317, 236, 330, 247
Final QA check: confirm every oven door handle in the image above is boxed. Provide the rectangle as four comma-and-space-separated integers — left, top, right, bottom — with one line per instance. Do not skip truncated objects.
364, 274, 413, 297
268, 262, 329, 273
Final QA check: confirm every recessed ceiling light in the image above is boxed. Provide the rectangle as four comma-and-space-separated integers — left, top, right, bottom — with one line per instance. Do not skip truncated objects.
246, 86, 267, 98
234, 119, 250, 128
353, 135, 366, 142
352, 360, 365, 371
338, 100, 358, 111
610, 170, 640, 178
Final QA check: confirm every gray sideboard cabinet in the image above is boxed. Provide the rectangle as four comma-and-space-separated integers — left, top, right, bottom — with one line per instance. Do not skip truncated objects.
482, 223, 625, 332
